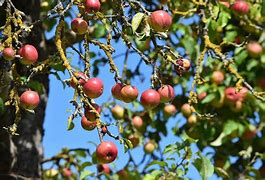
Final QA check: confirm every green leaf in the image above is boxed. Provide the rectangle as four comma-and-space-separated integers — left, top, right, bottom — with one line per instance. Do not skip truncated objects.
262, 0, 265, 16
0, 97, 5, 115
146, 160, 168, 170
28, 81, 44, 94
80, 162, 93, 171
217, 11, 231, 28
143, 170, 163, 180
201, 93, 215, 104
80, 170, 94, 180
91, 24, 107, 39
193, 152, 214, 180
131, 13, 145, 34
67, 116, 75, 131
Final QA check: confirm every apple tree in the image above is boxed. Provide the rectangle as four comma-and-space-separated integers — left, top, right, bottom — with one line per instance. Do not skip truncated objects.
0, 0, 264, 179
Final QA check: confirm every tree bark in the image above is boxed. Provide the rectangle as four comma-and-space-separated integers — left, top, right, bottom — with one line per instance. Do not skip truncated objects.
0, 0, 49, 179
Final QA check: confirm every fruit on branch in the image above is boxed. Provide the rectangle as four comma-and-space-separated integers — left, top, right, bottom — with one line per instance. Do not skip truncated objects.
236, 87, 248, 102
175, 58, 191, 76
20, 90, 40, 110
140, 89, 161, 110
135, 39, 150, 52
181, 103, 192, 117
111, 83, 124, 100
246, 41, 263, 58
101, 125, 108, 134
120, 85, 139, 103
2, 47, 15, 61
149, 10, 172, 32
19, 44, 38, 65
187, 115, 197, 125
71, 18, 88, 35
111, 105, 124, 120
163, 104, 177, 117
96, 141, 118, 163
211, 70, 224, 85
224, 87, 248, 103
84, 0, 101, 12
83, 78, 104, 98
43, 169, 59, 178
70, 72, 88, 88
198, 92, 207, 100
128, 134, 140, 148
231, 0, 249, 14
81, 116, 97, 130
144, 141, 156, 154
62, 168, 72, 177
97, 164, 111, 174
117, 169, 129, 179
132, 116, 143, 130
85, 103, 101, 121
219, 0, 230, 8
157, 85, 175, 103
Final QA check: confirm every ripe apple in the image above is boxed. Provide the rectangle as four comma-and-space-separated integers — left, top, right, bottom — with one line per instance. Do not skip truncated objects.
83, 78, 104, 98
157, 85, 175, 103
149, 10, 172, 32
231, 0, 249, 14
144, 141, 156, 154
246, 41, 263, 58
62, 168, 72, 177
211, 70, 224, 85
81, 116, 97, 131
175, 58, 191, 75
237, 87, 248, 102
19, 44, 38, 65
70, 72, 88, 88
96, 141, 118, 163
20, 90, 40, 110
2, 47, 15, 61
181, 103, 192, 117
85, 103, 101, 121
111, 83, 123, 100
111, 105, 124, 120
120, 85, 138, 103
163, 104, 177, 117
187, 115, 197, 125
132, 116, 143, 130
127, 134, 140, 148
198, 92, 207, 100
97, 164, 111, 174
140, 89, 160, 110
71, 18, 88, 35
84, 0, 101, 12
224, 87, 238, 103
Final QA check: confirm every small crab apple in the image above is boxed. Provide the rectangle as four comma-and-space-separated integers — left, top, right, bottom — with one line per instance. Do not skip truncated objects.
96, 141, 118, 164
158, 85, 175, 103
81, 116, 97, 131
140, 89, 161, 110
231, 0, 249, 14
144, 141, 156, 154
83, 78, 104, 98
211, 70, 224, 85
163, 104, 177, 117
237, 87, 248, 102
198, 92, 207, 100
120, 85, 138, 103
19, 44, 38, 65
128, 134, 140, 148
2, 47, 15, 61
62, 168, 72, 177
247, 41, 263, 58
132, 116, 143, 130
97, 164, 111, 174
111, 83, 123, 100
85, 103, 101, 121
101, 125, 108, 134
111, 105, 125, 120
149, 10, 172, 32
175, 58, 191, 75
20, 90, 40, 110
84, 0, 101, 12
71, 18, 88, 35
181, 103, 192, 117
70, 72, 88, 88
219, 0, 230, 8
187, 115, 197, 125
224, 87, 238, 103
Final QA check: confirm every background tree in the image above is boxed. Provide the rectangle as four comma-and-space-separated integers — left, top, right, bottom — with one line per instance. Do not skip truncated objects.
0, 0, 264, 179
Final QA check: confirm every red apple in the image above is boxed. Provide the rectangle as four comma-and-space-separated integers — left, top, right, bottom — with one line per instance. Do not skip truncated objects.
101, 125, 108, 134
231, 0, 249, 14
237, 87, 248, 102
140, 89, 161, 110
19, 44, 38, 65
144, 141, 156, 154
96, 141, 118, 163
224, 87, 238, 103
81, 116, 97, 131
211, 71, 224, 85
111, 105, 124, 120
247, 41, 263, 58
83, 78, 104, 98
175, 58, 191, 75
85, 103, 101, 121
70, 72, 88, 88
62, 168, 72, 177
97, 164, 111, 174
132, 116, 143, 130
128, 134, 140, 148
71, 18, 88, 35
198, 92, 207, 100
163, 104, 177, 117
157, 85, 175, 103
120, 85, 138, 103
2, 47, 15, 61
84, 0, 101, 12
20, 90, 40, 110
181, 103, 192, 117
111, 83, 123, 100
149, 10, 172, 32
